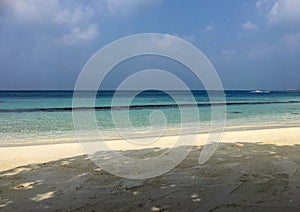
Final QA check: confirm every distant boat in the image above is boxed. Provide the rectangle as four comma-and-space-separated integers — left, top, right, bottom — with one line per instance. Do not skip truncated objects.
251, 89, 270, 93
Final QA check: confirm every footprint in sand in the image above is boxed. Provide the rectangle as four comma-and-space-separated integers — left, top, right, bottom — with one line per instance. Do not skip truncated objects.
272, 159, 298, 177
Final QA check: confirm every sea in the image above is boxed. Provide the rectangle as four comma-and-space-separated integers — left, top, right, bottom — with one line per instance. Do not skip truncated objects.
0, 90, 299, 146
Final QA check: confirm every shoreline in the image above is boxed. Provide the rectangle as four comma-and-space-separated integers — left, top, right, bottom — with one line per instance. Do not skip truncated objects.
0, 121, 299, 148
1, 125, 299, 172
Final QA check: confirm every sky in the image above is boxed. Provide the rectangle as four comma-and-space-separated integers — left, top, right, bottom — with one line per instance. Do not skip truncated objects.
0, 0, 300, 90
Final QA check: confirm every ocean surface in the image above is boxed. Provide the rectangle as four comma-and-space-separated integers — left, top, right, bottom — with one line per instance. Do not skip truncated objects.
0, 90, 299, 146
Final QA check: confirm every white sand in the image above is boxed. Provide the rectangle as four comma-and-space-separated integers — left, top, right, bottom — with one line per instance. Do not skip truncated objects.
1, 127, 299, 172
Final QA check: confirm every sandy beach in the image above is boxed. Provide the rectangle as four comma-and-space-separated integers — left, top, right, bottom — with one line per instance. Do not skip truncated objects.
2, 0, 300, 210
1, 126, 300, 211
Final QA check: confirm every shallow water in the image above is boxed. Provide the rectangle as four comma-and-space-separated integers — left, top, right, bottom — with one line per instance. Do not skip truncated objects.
0, 90, 299, 145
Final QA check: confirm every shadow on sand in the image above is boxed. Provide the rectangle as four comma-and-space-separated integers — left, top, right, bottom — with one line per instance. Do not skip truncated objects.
1, 142, 300, 211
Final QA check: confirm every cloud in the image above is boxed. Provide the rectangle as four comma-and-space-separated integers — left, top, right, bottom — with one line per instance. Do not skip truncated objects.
2, 0, 59, 24
256, 0, 277, 12
53, 6, 94, 26
60, 24, 100, 45
105, 0, 161, 16
1, 0, 99, 45
256, 0, 300, 26
242, 21, 258, 30
1, 0, 162, 45
268, 0, 300, 26
202, 23, 214, 33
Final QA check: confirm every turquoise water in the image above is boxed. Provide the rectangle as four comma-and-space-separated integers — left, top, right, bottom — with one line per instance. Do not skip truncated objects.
0, 90, 299, 145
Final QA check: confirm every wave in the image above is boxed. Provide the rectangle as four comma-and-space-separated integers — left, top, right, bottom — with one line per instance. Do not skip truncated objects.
0, 101, 299, 113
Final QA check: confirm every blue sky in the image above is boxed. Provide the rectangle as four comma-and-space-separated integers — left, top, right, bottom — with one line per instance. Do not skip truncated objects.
0, 0, 299, 90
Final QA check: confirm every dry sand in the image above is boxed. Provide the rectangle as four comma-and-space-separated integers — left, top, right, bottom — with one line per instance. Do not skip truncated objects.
0, 127, 300, 211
